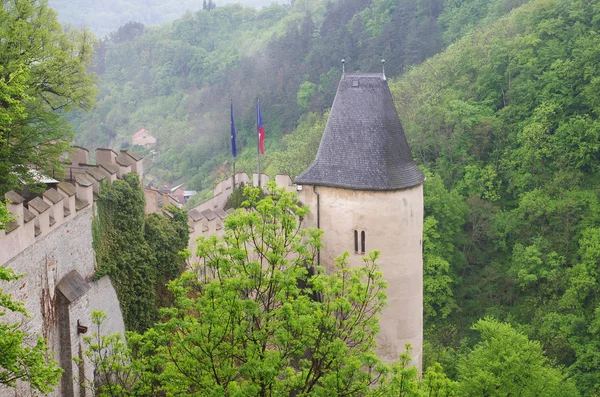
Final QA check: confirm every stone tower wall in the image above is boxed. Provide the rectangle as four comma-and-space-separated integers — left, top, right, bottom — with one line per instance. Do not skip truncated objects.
299, 184, 424, 370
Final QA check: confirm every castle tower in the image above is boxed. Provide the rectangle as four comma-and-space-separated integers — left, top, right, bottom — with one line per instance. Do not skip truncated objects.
295, 73, 425, 369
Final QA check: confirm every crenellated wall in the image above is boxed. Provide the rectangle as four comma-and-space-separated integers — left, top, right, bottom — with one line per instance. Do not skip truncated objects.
1, 182, 91, 266
185, 173, 297, 259
0, 202, 125, 397
0, 146, 143, 397
0, 147, 147, 266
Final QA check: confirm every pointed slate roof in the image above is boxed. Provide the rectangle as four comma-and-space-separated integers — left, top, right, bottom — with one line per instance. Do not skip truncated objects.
295, 73, 424, 191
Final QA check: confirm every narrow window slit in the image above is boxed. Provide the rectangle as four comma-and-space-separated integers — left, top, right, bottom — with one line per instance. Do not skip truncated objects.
361, 231, 365, 254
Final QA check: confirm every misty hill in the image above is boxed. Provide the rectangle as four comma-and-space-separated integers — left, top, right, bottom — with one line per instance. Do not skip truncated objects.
49, 0, 277, 38
68, 0, 525, 201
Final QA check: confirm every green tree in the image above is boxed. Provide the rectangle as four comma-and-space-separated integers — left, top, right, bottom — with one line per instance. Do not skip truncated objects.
149, 184, 393, 396
79, 311, 150, 397
0, 0, 97, 195
84, 184, 456, 396
0, 202, 15, 230
0, 266, 62, 392
296, 80, 316, 110
457, 318, 578, 397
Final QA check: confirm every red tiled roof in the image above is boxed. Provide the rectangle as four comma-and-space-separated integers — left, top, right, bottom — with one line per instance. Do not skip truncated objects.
132, 128, 147, 139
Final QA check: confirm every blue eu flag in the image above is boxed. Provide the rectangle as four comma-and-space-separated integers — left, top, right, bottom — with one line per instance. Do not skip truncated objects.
230, 100, 237, 158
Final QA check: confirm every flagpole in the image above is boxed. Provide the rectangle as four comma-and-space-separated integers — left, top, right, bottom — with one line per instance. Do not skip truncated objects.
257, 96, 261, 188
231, 99, 235, 189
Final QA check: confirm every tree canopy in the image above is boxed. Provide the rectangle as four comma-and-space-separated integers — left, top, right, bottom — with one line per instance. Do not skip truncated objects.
457, 318, 578, 397
0, 0, 96, 196
389, 0, 600, 393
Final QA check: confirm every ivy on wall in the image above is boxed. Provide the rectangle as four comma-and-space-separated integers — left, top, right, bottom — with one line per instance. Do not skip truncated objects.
93, 173, 188, 332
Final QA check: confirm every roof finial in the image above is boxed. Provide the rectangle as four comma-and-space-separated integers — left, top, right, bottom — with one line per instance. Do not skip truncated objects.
381, 59, 386, 80
341, 59, 345, 74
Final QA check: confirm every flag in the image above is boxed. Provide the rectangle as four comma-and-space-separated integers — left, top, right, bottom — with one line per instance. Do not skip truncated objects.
230, 100, 237, 158
257, 98, 265, 155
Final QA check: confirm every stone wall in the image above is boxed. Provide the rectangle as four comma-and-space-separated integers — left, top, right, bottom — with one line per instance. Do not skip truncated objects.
298, 184, 424, 370
0, 205, 125, 396
0, 146, 135, 396
186, 173, 297, 259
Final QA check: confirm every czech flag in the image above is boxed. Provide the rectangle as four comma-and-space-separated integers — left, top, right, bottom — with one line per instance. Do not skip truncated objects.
257, 99, 265, 155
230, 100, 237, 158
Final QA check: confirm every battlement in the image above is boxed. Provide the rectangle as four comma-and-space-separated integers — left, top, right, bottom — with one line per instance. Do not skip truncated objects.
66, 147, 143, 185
0, 147, 144, 267
186, 173, 297, 257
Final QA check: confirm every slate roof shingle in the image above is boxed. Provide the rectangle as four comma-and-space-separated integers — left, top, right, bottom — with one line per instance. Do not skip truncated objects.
5, 220, 19, 234
123, 150, 143, 161
214, 208, 228, 219
75, 174, 94, 187
115, 153, 134, 167
28, 197, 51, 213
5, 191, 24, 204
86, 167, 110, 181
75, 198, 90, 211
188, 208, 204, 222
23, 208, 35, 223
99, 162, 119, 175
43, 188, 64, 204
201, 209, 217, 221
295, 73, 425, 191
57, 182, 77, 197
56, 270, 90, 303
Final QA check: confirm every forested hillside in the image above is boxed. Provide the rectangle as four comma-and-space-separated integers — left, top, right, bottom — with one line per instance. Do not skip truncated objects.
390, 0, 600, 394
68, 0, 524, 202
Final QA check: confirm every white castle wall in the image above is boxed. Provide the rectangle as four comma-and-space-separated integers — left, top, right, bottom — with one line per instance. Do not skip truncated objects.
298, 184, 424, 370
0, 206, 125, 397
0, 146, 140, 396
